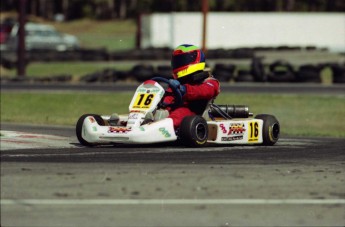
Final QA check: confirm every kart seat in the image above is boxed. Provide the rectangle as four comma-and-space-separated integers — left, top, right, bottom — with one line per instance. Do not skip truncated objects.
189, 99, 212, 116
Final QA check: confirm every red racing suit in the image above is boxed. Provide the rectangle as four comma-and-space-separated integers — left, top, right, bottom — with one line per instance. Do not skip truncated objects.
163, 77, 220, 128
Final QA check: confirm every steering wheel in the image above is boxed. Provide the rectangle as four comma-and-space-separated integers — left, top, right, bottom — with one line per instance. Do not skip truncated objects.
151, 77, 183, 108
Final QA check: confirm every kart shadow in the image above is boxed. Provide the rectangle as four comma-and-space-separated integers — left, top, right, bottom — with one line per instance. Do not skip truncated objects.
71, 141, 185, 149
70, 141, 242, 150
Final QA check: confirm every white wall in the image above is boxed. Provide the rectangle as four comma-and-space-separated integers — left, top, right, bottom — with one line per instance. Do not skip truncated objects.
141, 13, 345, 52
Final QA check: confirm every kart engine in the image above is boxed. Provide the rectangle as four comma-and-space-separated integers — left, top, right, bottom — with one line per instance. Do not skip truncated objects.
209, 104, 253, 118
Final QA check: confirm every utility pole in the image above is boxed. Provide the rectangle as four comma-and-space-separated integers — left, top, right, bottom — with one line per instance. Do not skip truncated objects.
17, 0, 26, 77
201, 0, 208, 53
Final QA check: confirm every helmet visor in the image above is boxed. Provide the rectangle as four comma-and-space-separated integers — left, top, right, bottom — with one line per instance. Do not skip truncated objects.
172, 51, 199, 71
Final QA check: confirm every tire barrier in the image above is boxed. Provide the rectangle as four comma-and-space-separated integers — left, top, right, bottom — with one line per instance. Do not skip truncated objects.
110, 48, 171, 60
34, 74, 73, 83
80, 68, 119, 83
75, 65, 169, 83
0, 74, 72, 83
207, 48, 255, 59
76, 61, 343, 84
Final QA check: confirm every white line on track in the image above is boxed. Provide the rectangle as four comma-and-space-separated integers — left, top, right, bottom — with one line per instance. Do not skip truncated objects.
1, 199, 345, 205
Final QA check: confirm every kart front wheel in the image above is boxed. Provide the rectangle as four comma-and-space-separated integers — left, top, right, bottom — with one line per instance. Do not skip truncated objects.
255, 114, 280, 145
76, 114, 105, 147
179, 115, 208, 147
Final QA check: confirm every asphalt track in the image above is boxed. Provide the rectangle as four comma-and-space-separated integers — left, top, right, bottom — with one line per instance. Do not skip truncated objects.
1, 83, 345, 226
1, 123, 345, 227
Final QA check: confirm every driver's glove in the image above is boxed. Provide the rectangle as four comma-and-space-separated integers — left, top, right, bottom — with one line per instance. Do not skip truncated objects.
169, 79, 186, 97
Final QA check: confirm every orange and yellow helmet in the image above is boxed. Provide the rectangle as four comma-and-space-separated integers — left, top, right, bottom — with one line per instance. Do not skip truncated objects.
171, 44, 206, 81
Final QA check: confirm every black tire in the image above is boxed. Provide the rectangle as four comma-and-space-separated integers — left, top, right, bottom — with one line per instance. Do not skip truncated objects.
268, 60, 296, 82
80, 72, 101, 83
154, 65, 173, 79
131, 64, 154, 82
235, 70, 254, 82
213, 71, 232, 82
295, 64, 321, 83
76, 114, 105, 147
213, 63, 235, 82
231, 48, 254, 59
331, 64, 345, 84
255, 114, 280, 146
267, 71, 295, 82
179, 116, 208, 147
251, 57, 267, 82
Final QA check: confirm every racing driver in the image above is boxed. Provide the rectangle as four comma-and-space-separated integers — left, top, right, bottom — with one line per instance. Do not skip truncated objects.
162, 44, 220, 128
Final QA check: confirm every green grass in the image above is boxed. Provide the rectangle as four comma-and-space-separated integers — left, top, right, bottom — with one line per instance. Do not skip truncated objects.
0, 62, 135, 79
1, 92, 132, 125
1, 92, 344, 138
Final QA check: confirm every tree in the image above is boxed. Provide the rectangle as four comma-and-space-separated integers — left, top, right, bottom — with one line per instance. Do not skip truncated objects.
1, 0, 344, 21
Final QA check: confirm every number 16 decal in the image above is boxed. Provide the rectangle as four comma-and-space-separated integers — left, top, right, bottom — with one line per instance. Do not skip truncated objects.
249, 121, 259, 142
132, 94, 155, 109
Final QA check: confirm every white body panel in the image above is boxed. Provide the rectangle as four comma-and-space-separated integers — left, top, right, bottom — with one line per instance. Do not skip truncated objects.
82, 116, 177, 144
80, 80, 180, 145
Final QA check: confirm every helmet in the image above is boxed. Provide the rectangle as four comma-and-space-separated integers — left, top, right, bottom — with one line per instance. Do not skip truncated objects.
171, 44, 206, 82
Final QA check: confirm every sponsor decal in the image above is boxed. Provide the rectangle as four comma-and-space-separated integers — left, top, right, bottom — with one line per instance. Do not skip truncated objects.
92, 126, 97, 132
128, 113, 139, 120
108, 127, 131, 134
132, 94, 155, 109
139, 126, 145, 131
221, 123, 245, 142
221, 135, 243, 141
130, 110, 146, 114
151, 88, 160, 93
228, 123, 246, 135
159, 127, 171, 138
137, 88, 147, 93
88, 117, 96, 123
137, 88, 160, 94
219, 123, 227, 134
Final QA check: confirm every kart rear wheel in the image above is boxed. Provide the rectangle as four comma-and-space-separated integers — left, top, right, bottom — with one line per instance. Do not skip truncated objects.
255, 114, 280, 145
76, 114, 105, 147
179, 115, 208, 147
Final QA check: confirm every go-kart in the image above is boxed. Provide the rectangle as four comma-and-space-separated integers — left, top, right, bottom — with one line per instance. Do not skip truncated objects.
76, 77, 280, 147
